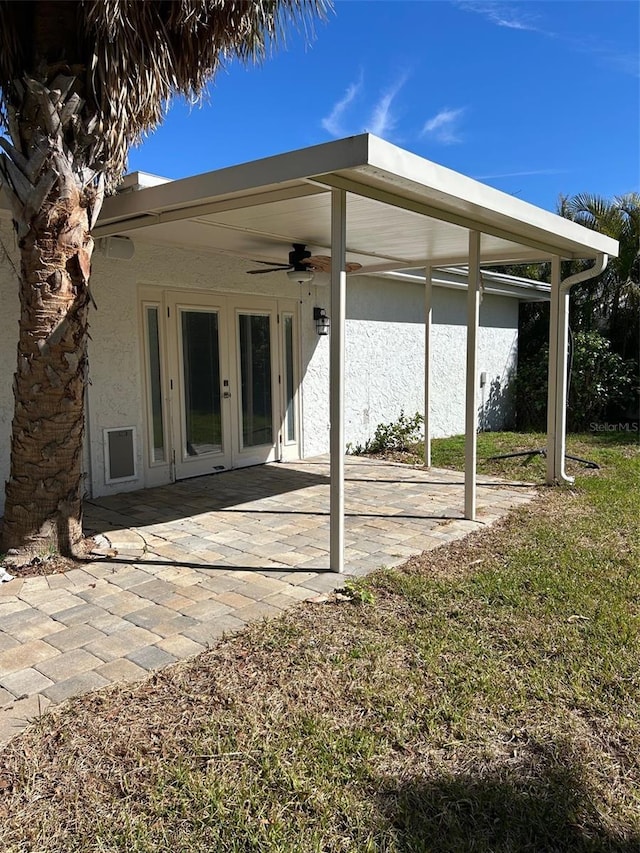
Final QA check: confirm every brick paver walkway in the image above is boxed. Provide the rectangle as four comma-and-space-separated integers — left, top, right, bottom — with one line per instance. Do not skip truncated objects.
0, 456, 536, 747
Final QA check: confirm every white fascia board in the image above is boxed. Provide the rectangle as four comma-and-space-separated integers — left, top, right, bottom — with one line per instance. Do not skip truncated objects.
98, 135, 371, 226
442, 266, 551, 298
377, 268, 551, 301
117, 171, 172, 192
353, 136, 619, 259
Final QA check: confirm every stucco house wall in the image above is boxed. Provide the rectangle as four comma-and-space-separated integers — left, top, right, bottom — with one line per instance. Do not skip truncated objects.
0, 230, 518, 513
302, 276, 518, 456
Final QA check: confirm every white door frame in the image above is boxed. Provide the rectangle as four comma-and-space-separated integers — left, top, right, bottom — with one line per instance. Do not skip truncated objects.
139, 287, 301, 485
167, 291, 232, 479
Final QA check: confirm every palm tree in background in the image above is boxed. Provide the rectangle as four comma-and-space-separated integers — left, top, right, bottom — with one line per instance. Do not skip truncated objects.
492, 193, 639, 430
0, 0, 327, 555
558, 192, 640, 361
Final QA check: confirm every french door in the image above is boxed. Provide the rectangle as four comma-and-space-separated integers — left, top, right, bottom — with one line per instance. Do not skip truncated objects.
146, 291, 298, 482
170, 296, 232, 478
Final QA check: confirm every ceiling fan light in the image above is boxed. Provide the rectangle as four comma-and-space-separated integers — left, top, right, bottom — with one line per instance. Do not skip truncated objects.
287, 268, 314, 284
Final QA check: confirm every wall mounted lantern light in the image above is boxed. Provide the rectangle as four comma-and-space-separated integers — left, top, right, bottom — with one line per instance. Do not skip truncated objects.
313, 306, 330, 336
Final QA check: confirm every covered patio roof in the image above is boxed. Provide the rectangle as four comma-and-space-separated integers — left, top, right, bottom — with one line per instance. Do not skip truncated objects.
92, 134, 619, 573
94, 134, 616, 270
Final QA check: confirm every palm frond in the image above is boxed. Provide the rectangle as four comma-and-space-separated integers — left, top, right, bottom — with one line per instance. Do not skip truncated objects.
561, 192, 629, 241
0, 0, 330, 189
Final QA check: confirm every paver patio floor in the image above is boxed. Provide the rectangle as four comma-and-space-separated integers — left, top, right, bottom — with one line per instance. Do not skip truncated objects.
0, 456, 537, 747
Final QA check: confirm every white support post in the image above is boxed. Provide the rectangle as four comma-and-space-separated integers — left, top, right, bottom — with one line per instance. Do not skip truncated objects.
465, 231, 481, 520
329, 188, 347, 573
546, 255, 573, 484
424, 264, 433, 467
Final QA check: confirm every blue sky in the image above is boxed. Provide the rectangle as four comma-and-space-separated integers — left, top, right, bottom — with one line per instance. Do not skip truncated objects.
128, 0, 640, 213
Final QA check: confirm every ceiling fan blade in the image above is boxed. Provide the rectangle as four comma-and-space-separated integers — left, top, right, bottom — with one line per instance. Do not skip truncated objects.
246, 266, 291, 275
305, 255, 363, 274
304, 255, 332, 273
248, 259, 288, 266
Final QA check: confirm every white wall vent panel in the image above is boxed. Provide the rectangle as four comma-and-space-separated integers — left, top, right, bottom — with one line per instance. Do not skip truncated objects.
104, 427, 137, 484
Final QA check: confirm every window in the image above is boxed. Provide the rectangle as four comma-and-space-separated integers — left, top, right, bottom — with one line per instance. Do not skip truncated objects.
283, 313, 296, 444
144, 305, 165, 464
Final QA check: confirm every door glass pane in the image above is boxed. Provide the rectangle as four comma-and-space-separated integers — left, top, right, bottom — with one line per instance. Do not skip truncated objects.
181, 310, 222, 456
145, 306, 165, 463
239, 314, 273, 448
283, 314, 296, 443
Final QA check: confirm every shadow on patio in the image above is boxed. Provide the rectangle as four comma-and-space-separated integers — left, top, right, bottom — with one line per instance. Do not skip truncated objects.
83, 457, 538, 577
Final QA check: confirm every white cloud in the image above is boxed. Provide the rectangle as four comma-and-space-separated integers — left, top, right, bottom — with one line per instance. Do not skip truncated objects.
455, 2, 542, 34
457, 1, 637, 77
570, 37, 640, 79
321, 73, 363, 137
367, 75, 408, 138
607, 51, 640, 77
421, 107, 466, 144
475, 168, 567, 179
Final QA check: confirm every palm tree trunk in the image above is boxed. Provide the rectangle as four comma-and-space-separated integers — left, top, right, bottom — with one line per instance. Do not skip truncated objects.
0, 75, 103, 556
3, 196, 91, 554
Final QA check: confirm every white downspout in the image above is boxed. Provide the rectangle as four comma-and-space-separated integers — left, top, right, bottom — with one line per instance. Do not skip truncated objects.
546, 252, 608, 484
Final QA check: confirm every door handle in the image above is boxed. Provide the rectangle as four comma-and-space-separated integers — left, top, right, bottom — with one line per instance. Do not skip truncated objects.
223, 391, 231, 399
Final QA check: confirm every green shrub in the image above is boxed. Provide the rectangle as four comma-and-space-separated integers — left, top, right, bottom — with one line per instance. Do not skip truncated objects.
568, 331, 635, 430
515, 331, 636, 432
349, 410, 424, 455
514, 352, 548, 431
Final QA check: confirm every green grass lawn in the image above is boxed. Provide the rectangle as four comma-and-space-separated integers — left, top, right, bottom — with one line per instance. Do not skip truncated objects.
0, 433, 638, 852
389, 429, 636, 484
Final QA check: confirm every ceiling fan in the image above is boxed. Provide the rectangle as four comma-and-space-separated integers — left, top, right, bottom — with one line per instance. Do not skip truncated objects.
246, 243, 362, 276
